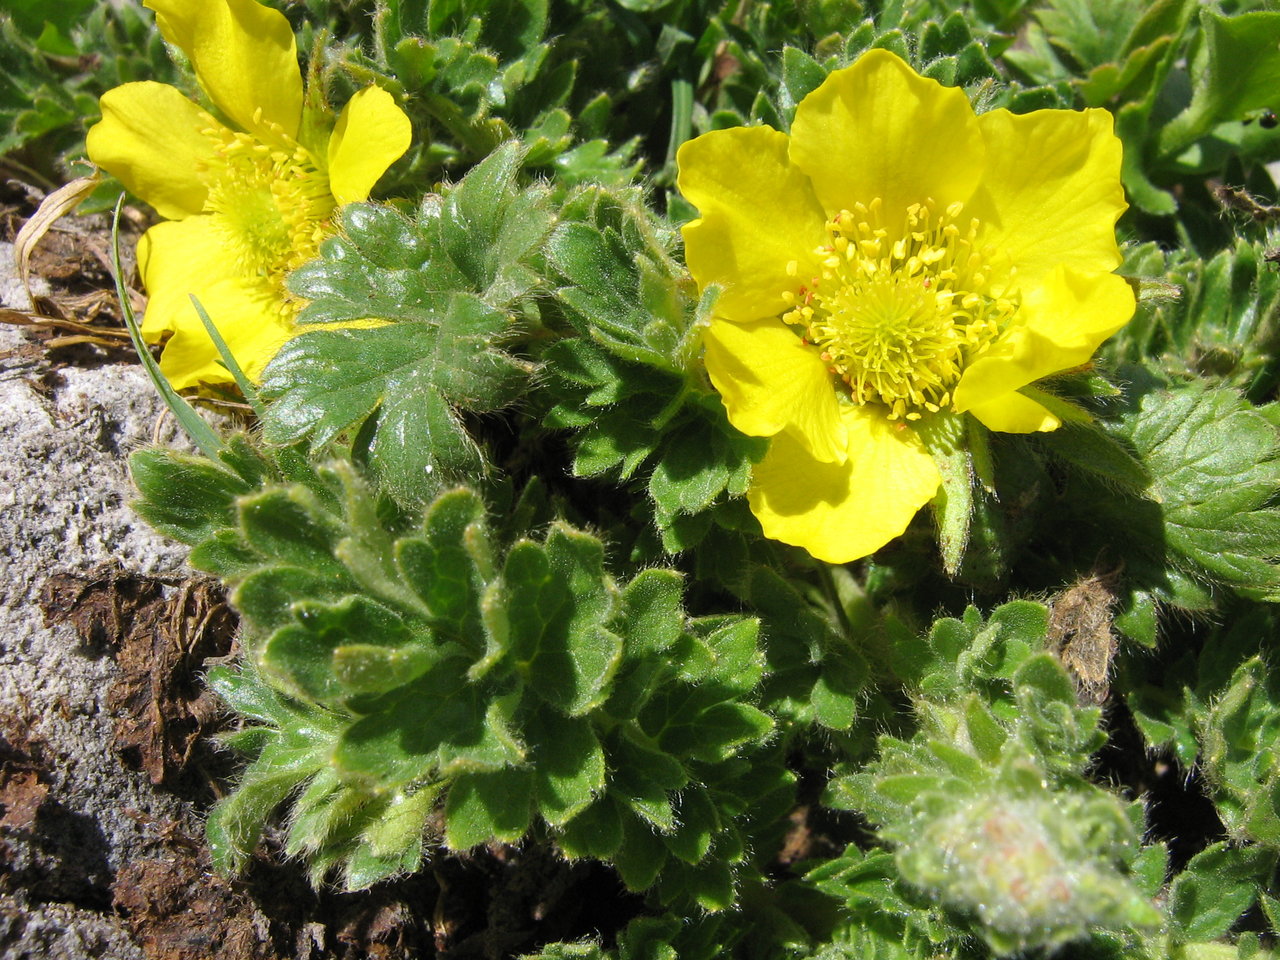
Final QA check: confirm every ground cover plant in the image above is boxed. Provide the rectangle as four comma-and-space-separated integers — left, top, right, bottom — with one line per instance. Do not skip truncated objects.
6, 0, 1280, 956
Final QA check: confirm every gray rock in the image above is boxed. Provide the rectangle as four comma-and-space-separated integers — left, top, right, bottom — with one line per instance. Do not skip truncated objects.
0, 240, 193, 960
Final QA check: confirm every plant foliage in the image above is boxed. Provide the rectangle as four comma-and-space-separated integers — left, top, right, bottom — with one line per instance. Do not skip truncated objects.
65, 0, 1280, 956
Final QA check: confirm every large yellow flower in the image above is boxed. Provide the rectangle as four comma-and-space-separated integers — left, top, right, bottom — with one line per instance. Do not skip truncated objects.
86, 0, 412, 390
677, 50, 1134, 564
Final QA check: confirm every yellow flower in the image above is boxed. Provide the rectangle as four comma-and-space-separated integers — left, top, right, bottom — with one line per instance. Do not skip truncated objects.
86, 0, 412, 390
677, 50, 1134, 564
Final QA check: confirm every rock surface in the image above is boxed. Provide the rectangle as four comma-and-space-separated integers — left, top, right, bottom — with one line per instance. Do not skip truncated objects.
0, 241, 190, 959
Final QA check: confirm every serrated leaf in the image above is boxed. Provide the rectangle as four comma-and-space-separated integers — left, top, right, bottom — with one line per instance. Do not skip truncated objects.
964, 695, 1007, 764
1120, 387, 1280, 599
619, 568, 685, 657
681, 703, 773, 763
648, 409, 764, 529
206, 761, 318, 874
1013, 653, 1077, 706
234, 566, 350, 636
662, 786, 721, 865
238, 490, 344, 577
778, 47, 827, 112
610, 729, 686, 831
697, 617, 764, 694
262, 296, 526, 505
1159, 9, 1280, 158
435, 142, 552, 304
331, 642, 437, 696
261, 595, 414, 702
558, 798, 624, 860
395, 487, 490, 648
333, 660, 519, 787
613, 815, 669, 891
1036, 420, 1149, 492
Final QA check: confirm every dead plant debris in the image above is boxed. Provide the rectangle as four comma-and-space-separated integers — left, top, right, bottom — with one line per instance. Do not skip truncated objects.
39, 566, 237, 788
113, 841, 278, 960
2, 178, 146, 365
0, 719, 51, 836
1048, 573, 1119, 703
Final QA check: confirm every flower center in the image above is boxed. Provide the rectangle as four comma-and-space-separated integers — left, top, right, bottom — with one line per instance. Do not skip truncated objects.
782, 198, 1019, 421
199, 121, 336, 315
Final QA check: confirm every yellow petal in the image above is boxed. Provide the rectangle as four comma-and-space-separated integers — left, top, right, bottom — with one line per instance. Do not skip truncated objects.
967, 392, 1060, 433
952, 266, 1135, 412
969, 107, 1126, 283
145, 0, 302, 145
138, 218, 292, 389
703, 317, 846, 463
748, 406, 941, 563
154, 285, 294, 390
327, 86, 413, 205
789, 50, 984, 223
677, 125, 829, 323
87, 83, 219, 220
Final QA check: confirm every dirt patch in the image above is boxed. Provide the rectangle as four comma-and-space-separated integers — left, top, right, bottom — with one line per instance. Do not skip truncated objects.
0, 725, 51, 835
113, 833, 277, 960
0, 718, 54, 876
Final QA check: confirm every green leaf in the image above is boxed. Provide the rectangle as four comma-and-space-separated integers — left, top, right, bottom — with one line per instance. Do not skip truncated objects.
619, 569, 685, 657
129, 450, 253, 545
682, 703, 773, 763
237, 489, 343, 577
433, 141, 551, 303
1131, 842, 1169, 898
502, 526, 622, 716
333, 660, 519, 787
331, 642, 437, 696
1159, 9, 1280, 158
963, 695, 1007, 764
1035, 420, 1149, 493
526, 707, 606, 825
648, 411, 761, 530
261, 595, 414, 701
346, 787, 437, 888
778, 47, 827, 113
234, 566, 350, 636
1032, 0, 1143, 70
262, 296, 526, 505
698, 618, 765, 694
663, 786, 720, 865
613, 814, 669, 891
1169, 842, 1276, 942
445, 768, 535, 848
1013, 653, 1077, 706
1118, 386, 1280, 600
558, 799, 625, 861
920, 414, 972, 577
395, 487, 491, 647
609, 729, 687, 831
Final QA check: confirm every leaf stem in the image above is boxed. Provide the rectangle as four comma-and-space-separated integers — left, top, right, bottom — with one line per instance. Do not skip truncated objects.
815, 560, 856, 644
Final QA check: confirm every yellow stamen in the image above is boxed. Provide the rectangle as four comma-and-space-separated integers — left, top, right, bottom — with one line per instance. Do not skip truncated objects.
781, 199, 1018, 419
198, 127, 335, 317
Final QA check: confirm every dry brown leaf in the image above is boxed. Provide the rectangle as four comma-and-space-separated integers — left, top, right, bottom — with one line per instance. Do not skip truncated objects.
12, 175, 100, 306
1048, 574, 1118, 703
